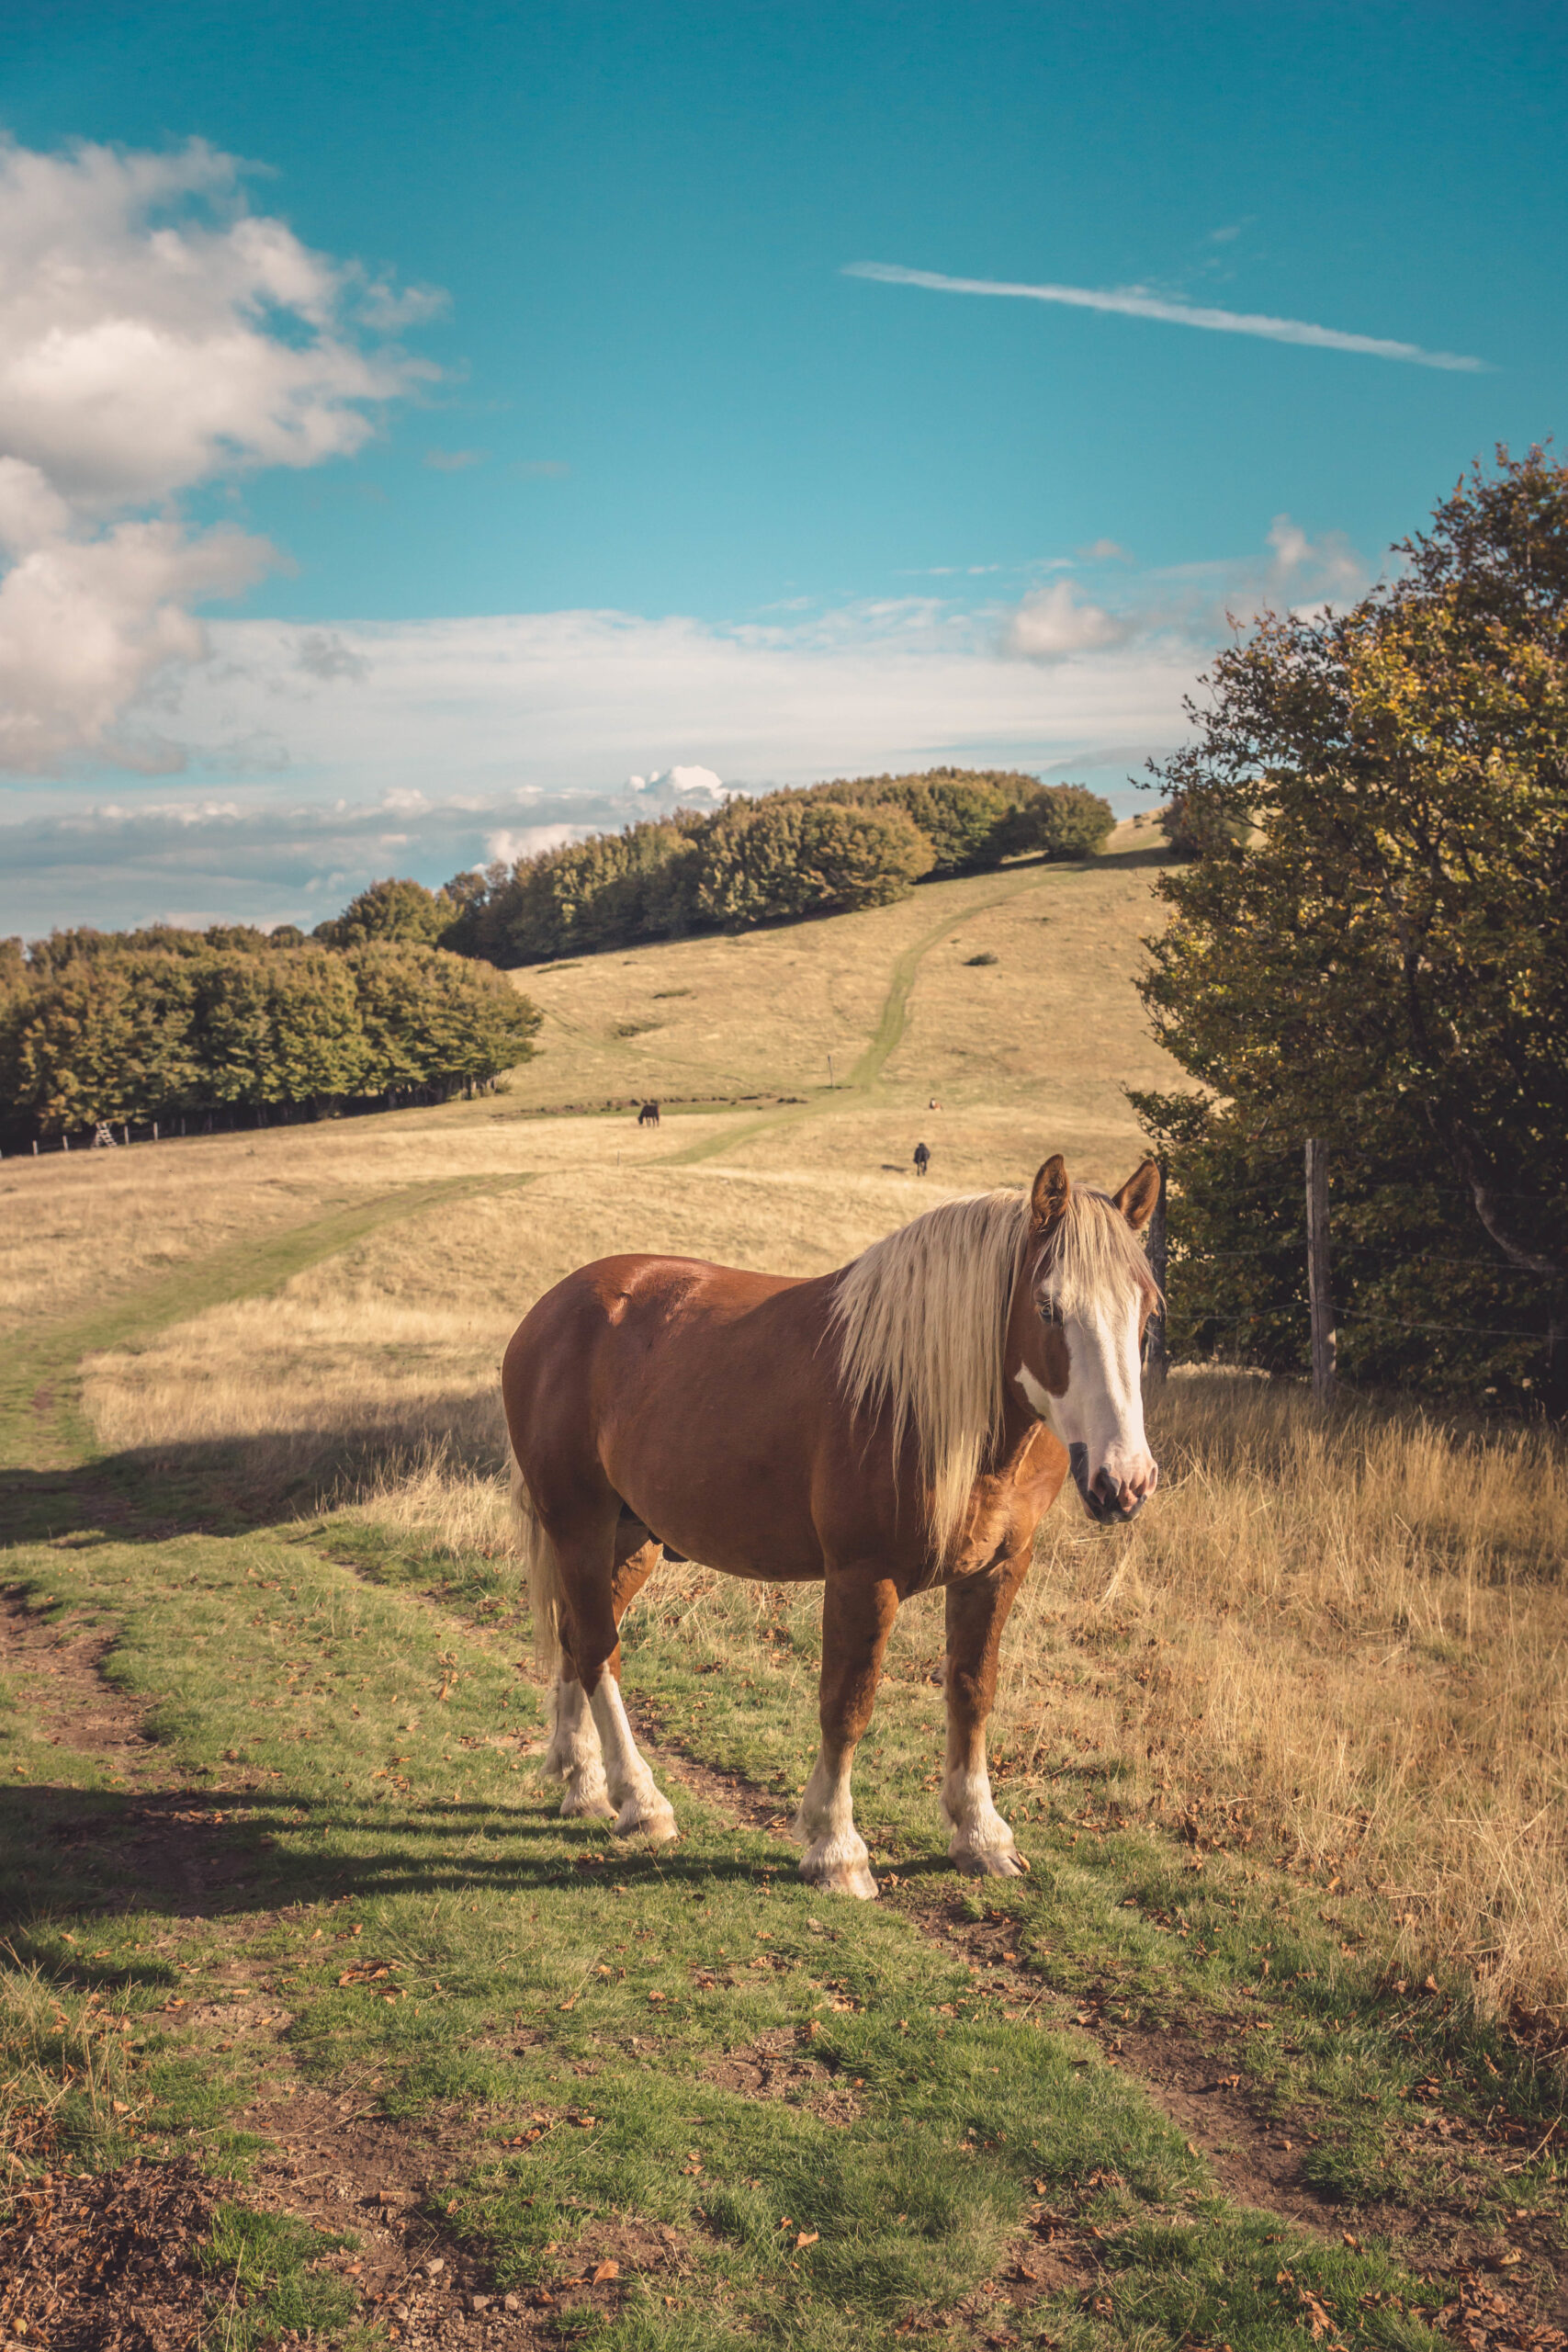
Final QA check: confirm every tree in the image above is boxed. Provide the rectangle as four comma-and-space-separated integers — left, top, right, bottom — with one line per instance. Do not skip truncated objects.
993, 781, 1116, 860
0, 953, 202, 1129
347, 944, 541, 1091
313, 876, 455, 949
1137, 447, 1568, 1405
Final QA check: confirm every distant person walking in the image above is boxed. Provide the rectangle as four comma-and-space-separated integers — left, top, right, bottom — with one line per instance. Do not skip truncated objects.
913, 1141, 931, 1178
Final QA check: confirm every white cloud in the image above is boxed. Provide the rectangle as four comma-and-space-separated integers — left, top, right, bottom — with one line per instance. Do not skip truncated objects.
1002, 581, 1126, 661
423, 447, 488, 471
0, 515, 273, 772
484, 822, 583, 865
632, 763, 728, 807
0, 520, 1380, 931
1077, 537, 1132, 563
1, 597, 1204, 929
0, 137, 438, 773
298, 629, 370, 683
844, 260, 1487, 372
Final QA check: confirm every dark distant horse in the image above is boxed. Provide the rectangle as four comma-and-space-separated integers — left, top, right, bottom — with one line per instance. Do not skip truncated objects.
637, 1101, 661, 1127
913, 1142, 931, 1177
502, 1153, 1161, 1895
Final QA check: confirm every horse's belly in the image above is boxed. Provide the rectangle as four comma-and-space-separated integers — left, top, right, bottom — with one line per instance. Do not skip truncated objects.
613, 1470, 827, 1585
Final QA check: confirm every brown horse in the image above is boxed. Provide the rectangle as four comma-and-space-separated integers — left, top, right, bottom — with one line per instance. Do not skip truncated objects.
502, 1153, 1160, 1896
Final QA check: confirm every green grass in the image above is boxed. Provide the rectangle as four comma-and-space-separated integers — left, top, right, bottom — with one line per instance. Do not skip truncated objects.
5, 1475, 1556, 2348
3, 1155, 1563, 2346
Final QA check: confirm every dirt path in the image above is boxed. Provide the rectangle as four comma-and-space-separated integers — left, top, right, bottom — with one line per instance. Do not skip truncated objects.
0, 1583, 575, 2351
617, 1698, 1349, 2238
613, 1696, 1568, 2320
661, 870, 1054, 1170
2, 1171, 542, 1476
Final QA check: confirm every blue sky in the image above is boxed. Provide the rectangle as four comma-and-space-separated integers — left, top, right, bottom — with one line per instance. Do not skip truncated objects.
3, 2, 1564, 930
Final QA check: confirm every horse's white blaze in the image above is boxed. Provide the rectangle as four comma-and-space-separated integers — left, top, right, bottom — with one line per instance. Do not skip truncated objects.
1047, 1292, 1156, 1501
793, 1745, 876, 1897
547, 1678, 615, 1819
587, 1673, 677, 1843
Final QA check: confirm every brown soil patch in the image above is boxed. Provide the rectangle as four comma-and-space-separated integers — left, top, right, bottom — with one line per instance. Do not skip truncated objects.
1, 1586, 163, 1778
897, 1891, 1344, 2233
627, 1706, 1568, 2339
0, 2157, 220, 2352
704, 2028, 863, 2125
1, 1586, 254, 1918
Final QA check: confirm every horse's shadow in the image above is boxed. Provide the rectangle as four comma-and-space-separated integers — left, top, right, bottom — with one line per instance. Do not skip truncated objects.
0, 1776, 774, 1958
3, 1392, 503, 1554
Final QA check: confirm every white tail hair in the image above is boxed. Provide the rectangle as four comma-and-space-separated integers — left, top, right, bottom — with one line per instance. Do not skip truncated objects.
510, 1451, 565, 1679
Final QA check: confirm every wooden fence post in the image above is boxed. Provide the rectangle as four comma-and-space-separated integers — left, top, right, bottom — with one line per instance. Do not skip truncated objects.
1305, 1137, 1336, 1405
1144, 1175, 1168, 1382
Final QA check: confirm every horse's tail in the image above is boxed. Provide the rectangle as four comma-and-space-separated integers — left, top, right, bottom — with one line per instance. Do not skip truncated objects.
510, 1451, 565, 1679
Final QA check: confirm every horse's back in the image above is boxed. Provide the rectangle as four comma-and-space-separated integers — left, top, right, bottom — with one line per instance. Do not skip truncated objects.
504, 1252, 809, 1423
502, 1252, 833, 1570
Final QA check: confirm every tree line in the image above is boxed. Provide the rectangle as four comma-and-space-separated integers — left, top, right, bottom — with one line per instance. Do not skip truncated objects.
0, 934, 540, 1137
1136, 447, 1568, 1413
0, 764, 1111, 1139
439, 770, 1115, 966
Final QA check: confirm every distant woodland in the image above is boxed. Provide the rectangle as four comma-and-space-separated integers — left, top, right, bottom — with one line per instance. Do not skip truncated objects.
1, 768, 1111, 1136
438, 769, 1115, 967
0, 935, 540, 1136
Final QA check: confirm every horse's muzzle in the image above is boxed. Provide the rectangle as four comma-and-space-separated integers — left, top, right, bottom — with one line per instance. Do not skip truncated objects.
1069, 1444, 1154, 1525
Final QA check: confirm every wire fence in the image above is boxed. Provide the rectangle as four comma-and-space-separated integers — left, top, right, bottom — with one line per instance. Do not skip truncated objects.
1146, 1146, 1560, 1397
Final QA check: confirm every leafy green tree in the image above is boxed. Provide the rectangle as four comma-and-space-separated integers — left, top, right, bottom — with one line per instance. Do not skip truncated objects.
314, 876, 455, 948
1136, 447, 1568, 1405
1, 954, 201, 1129
348, 944, 541, 1091
2, 960, 138, 1129
992, 781, 1116, 860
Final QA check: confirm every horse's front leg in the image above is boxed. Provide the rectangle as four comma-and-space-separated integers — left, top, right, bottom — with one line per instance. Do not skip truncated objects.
794, 1572, 898, 1900
942, 1555, 1031, 1877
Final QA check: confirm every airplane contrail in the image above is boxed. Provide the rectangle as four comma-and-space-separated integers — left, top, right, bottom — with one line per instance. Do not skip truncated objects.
843, 261, 1486, 373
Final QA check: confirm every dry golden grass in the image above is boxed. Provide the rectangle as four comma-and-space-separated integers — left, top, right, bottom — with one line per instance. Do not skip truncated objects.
504, 834, 1181, 1158
20, 831, 1568, 2018
5, 835, 1173, 1335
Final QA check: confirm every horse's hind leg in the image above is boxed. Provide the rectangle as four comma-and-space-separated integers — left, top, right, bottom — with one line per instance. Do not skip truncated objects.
543, 1675, 615, 1819
559, 1532, 676, 1846
544, 1532, 666, 1826
794, 1573, 898, 1900
942, 1556, 1030, 1876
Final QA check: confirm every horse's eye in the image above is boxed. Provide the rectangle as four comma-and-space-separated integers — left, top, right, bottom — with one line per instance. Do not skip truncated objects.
1039, 1299, 1064, 1327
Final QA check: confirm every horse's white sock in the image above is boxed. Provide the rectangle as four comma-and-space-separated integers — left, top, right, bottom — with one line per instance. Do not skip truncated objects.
942, 1757, 1024, 1874
793, 1743, 875, 1898
547, 1679, 614, 1819
588, 1675, 676, 1843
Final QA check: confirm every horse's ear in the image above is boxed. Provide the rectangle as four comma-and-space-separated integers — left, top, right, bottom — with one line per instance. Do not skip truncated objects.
1112, 1159, 1161, 1232
1030, 1154, 1070, 1228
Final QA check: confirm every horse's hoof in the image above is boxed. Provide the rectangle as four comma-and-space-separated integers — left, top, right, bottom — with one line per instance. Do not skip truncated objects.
953, 1842, 1028, 1878
560, 1781, 615, 1820
813, 1860, 879, 1899
615, 1797, 678, 1844
798, 1846, 878, 1898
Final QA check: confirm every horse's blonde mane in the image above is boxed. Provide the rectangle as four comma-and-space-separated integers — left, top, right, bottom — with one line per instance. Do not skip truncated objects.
830, 1182, 1155, 1565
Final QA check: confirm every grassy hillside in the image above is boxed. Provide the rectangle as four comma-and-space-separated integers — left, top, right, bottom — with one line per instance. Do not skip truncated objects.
503, 824, 1182, 1189
6, 821, 1568, 2349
